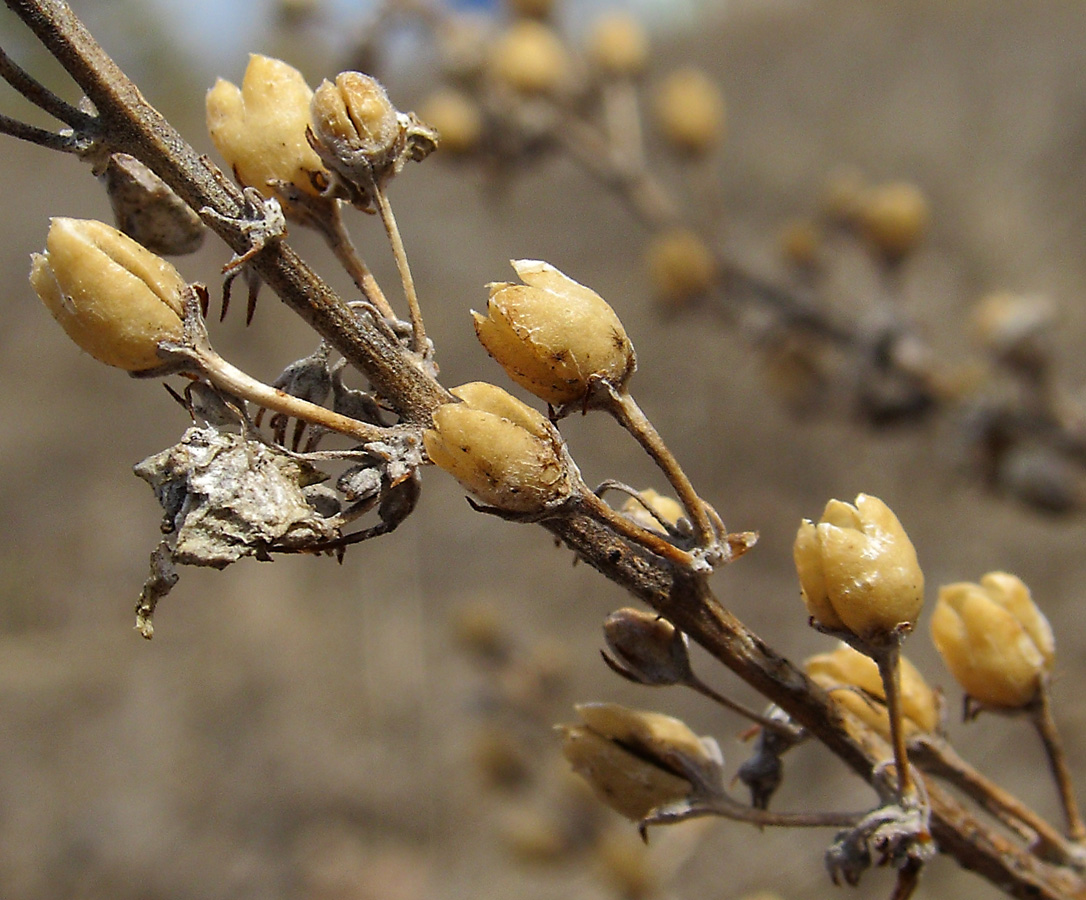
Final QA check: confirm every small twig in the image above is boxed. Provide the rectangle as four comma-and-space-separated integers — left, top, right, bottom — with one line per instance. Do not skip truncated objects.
578, 488, 699, 570
875, 642, 914, 801
684, 672, 804, 741
373, 183, 427, 354
1032, 681, 1086, 843
602, 388, 720, 556
0, 110, 88, 151
647, 790, 863, 830
908, 733, 1081, 866
0, 42, 95, 128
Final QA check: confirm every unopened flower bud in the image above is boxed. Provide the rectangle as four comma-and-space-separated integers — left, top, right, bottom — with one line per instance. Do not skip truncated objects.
206, 54, 329, 201
645, 228, 717, 307
559, 703, 721, 821
311, 71, 400, 170
652, 68, 725, 155
794, 493, 924, 645
806, 643, 938, 741
418, 89, 483, 155
931, 572, 1054, 709
474, 259, 636, 406
858, 182, 929, 262
602, 608, 692, 686
489, 21, 571, 95
424, 381, 571, 513
30, 217, 186, 372
587, 12, 649, 78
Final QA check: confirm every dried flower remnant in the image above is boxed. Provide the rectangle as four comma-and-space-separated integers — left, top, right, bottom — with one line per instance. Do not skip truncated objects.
489, 21, 572, 95
931, 572, 1054, 710
100, 153, 206, 256
474, 259, 636, 406
30, 217, 185, 371
559, 703, 722, 822
645, 228, 717, 307
652, 68, 725, 155
206, 54, 329, 204
424, 381, 571, 514
806, 643, 938, 742
794, 493, 924, 646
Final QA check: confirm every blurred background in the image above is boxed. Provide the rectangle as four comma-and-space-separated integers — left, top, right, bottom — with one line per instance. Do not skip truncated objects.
3, 1, 1086, 898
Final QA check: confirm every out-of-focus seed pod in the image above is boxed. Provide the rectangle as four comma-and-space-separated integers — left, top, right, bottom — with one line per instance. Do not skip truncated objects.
424, 381, 571, 513
489, 21, 571, 95
858, 182, 930, 262
652, 68, 725, 155
418, 89, 484, 155
206, 54, 329, 202
645, 228, 717, 308
970, 292, 1056, 363
587, 12, 649, 78
794, 493, 924, 645
820, 165, 868, 226
619, 488, 686, 534
474, 259, 636, 406
931, 572, 1054, 709
805, 643, 938, 740
602, 608, 692, 686
101, 154, 205, 256
559, 703, 720, 821
30, 217, 186, 372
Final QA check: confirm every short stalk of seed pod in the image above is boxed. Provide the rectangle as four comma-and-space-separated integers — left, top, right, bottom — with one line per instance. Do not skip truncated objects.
600, 387, 723, 562
1031, 681, 1086, 843
155, 286, 397, 446
372, 183, 428, 355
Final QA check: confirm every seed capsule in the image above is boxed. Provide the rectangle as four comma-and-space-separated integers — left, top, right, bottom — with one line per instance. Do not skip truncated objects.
30, 217, 186, 372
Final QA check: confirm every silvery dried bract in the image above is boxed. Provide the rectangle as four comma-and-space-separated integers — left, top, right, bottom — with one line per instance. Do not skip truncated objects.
100, 153, 206, 255
134, 426, 340, 569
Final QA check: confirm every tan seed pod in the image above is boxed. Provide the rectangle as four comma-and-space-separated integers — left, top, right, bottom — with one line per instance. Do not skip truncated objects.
652, 68, 725, 155
794, 493, 924, 645
587, 12, 649, 78
418, 89, 483, 155
30, 217, 186, 372
489, 21, 572, 95
645, 228, 717, 307
858, 181, 930, 262
474, 259, 636, 406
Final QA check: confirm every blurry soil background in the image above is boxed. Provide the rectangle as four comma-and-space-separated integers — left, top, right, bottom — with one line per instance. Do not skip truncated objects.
3, 1, 1086, 898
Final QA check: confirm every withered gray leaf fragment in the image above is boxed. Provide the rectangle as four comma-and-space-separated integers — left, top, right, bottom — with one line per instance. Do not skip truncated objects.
134, 426, 340, 568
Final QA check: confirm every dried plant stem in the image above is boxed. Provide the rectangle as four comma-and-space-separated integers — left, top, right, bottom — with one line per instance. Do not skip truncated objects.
605, 388, 719, 553
0, 110, 88, 151
5, 2, 1086, 896
651, 791, 862, 830
374, 183, 427, 353
181, 343, 398, 445
1033, 682, 1086, 843
0, 41, 94, 128
874, 642, 914, 801
685, 672, 802, 741
909, 734, 1080, 866
578, 489, 698, 570
307, 201, 397, 320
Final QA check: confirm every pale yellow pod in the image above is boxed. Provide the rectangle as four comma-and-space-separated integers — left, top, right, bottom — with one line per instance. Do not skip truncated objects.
587, 12, 649, 78
206, 54, 328, 200
423, 381, 570, 513
620, 488, 685, 533
794, 493, 924, 643
474, 259, 636, 405
31, 217, 185, 372
489, 21, 571, 95
806, 643, 938, 738
931, 573, 1052, 709
652, 68, 725, 154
